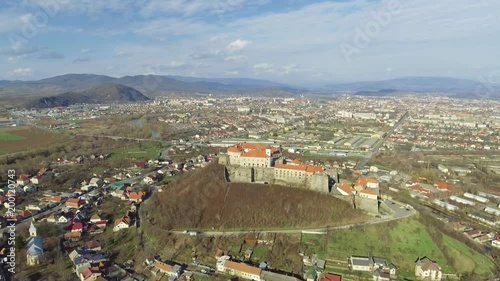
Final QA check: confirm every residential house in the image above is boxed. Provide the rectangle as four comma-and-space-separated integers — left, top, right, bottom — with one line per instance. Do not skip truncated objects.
134, 161, 148, 168
371, 257, 387, 271
66, 198, 84, 209
90, 214, 102, 223
219, 260, 261, 281
372, 268, 391, 281
464, 229, 482, 239
95, 220, 107, 229
491, 239, 500, 249
47, 195, 63, 204
143, 174, 158, 184
319, 273, 342, 281
87, 224, 104, 235
125, 191, 146, 203
85, 240, 102, 251
79, 266, 102, 281
68, 221, 84, 233
414, 257, 442, 281
349, 256, 371, 272
261, 271, 302, 281
30, 176, 42, 185
17, 174, 30, 185
47, 214, 56, 223
153, 259, 182, 279
23, 185, 37, 193
89, 178, 102, 187
58, 213, 73, 224
113, 216, 131, 232
111, 189, 124, 198
64, 231, 82, 242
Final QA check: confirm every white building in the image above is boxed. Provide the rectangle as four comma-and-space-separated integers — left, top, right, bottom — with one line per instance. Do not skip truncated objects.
484, 207, 500, 216
463, 192, 489, 203
349, 256, 370, 271
415, 257, 442, 281
492, 239, 500, 249
449, 196, 475, 206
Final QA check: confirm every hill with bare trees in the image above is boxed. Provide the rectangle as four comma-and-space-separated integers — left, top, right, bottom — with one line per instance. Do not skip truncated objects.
145, 163, 368, 230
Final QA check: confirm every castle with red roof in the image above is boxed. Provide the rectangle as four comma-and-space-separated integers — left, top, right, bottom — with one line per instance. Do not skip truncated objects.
221, 143, 330, 193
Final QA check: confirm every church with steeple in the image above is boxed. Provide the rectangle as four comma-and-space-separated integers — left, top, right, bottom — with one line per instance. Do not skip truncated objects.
26, 222, 43, 266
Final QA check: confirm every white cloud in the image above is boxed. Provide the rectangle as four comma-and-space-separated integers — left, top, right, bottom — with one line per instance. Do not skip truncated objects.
227, 39, 251, 52
225, 70, 239, 75
7, 57, 17, 62
140, 0, 252, 16
10, 68, 33, 76
224, 55, 246, 62
80, 49, 94, 53
253, 63, 274, 72
168, 61, 186, 68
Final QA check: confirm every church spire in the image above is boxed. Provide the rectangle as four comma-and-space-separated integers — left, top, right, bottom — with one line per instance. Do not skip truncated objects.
29, 222, 37, 237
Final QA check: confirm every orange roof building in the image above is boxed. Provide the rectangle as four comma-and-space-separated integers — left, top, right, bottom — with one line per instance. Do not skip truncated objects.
358, 189, 379, 199
227, 143, 280, 168
221, 261, 262, 280
337, 183, 356, 195
434, 181, 451, 191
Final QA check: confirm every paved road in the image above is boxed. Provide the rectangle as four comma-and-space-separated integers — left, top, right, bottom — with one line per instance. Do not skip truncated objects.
166, 199, 416, 237
357, 111, 408, 170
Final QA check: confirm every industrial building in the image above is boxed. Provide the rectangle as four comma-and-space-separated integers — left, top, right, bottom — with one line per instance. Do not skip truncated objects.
449, 196, 476, 206
433, 199, 459, 211
463, 192, 489, 203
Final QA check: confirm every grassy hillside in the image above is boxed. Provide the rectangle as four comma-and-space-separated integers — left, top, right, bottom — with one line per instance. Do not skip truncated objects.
145, 163, 368, 230
301, 217, 496, 278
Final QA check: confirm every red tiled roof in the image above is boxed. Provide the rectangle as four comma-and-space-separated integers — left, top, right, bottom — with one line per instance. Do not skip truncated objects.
322, 273, 342, 281
128, 191, 145, 200
435, 181, 451, 190
360, 189, 378, 195
48, 196, 62, 202
224, 261, 261, 276
356, 177, 379, 187
275, 161, 324, 173
409, 184, 431, 194
67, 198, 80, 204
155, 260, 173, 272
241, 149, 271, 158
337, 183, 355, 194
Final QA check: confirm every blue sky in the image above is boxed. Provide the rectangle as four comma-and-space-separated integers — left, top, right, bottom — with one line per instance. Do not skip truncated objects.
0, 0, 499, 85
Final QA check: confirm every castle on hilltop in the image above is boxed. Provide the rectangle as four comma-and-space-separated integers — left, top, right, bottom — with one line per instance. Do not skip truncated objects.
219, 143, 330, 193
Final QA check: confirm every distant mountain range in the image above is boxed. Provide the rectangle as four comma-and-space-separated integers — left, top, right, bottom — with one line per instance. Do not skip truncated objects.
0, 74, 294, 99
323, 77, 499, 99
27, 84, 150, 108
0, 74, 497, 108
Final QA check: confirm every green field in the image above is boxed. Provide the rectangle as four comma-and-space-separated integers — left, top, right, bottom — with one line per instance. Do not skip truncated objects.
0, 132, 25, 141
109, 143, 161, 160
442, 236, 495, 276
301, 218, 496, 277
